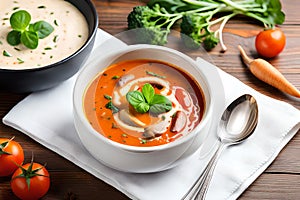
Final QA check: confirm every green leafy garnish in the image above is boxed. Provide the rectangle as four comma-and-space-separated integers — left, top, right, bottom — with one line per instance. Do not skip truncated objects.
126, 83, 172, 114
17, 58, 24, 64
146, 71, 166, 79
141, 139, 147, 144
3, 50, 12, 57
112, 75, 120, 80
105, 101, 119, 114
7, 10, 54, 49
104, 94, 112, 100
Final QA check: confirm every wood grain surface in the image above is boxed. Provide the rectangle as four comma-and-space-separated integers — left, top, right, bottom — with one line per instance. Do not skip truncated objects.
0, 0, 299, 199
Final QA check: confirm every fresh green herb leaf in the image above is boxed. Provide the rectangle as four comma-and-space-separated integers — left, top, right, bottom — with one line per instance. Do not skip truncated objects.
142, 83, 155, 104
54, 19, 58, 26
21, 31, 38, 49
105, 101, 119, 114
7, 30, 21, 46
7, 10, 54, 49
3, 50, 12, 57
135, 102, 150, 113
141, 139, 147, 144
112, 75, 120, 79
32, 21, 54, 39
17, 57, 24, 64
53, 35, 58, 43
104, 94, 112, 100
126, 83, 172, 114
149, 94, 172, 114
10, 10, 31, 31
146, 71, 166, 79
126, 91, 149, 113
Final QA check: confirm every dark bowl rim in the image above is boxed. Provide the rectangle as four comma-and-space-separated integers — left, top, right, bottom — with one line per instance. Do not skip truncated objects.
0, 0, 98, 73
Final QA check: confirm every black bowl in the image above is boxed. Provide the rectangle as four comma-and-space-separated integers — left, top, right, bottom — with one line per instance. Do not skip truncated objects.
0, 0, 98, 93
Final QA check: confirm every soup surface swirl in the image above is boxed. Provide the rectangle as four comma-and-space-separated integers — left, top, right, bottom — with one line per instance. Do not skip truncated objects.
84, 59, 205, 147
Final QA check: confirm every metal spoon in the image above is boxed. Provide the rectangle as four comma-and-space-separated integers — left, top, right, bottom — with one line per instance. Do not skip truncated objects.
182, 94, 258, 200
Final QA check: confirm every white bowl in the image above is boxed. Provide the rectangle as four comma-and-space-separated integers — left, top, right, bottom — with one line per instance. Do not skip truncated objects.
73, 44, 213, 173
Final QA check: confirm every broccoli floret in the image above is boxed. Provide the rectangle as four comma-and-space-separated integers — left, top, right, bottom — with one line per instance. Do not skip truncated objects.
180, 14, 219, 50
127, 5, 182, 45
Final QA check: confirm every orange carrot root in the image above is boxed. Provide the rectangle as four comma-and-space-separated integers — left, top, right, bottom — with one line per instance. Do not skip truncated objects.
238, 45, 300, 98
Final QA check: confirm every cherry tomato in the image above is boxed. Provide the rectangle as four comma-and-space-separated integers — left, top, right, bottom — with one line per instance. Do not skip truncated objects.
11, 162, 50, 200
0, 138, 24, 177
255, 28, 286, 58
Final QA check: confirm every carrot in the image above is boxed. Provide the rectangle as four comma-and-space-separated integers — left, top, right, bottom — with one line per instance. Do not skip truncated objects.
238, 45, 300, 98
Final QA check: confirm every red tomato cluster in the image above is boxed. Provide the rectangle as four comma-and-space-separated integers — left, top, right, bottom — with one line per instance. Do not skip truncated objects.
0, 137, 50, 200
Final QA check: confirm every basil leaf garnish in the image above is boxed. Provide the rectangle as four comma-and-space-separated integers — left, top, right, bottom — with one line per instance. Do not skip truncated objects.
142, 83, 155, 104
32, 21, 54, 39
126, 83, 172, 114
10, 10, 31, 31
21, 31, 38, 49
135, 102, 150, 113
105, 101, 119, 114
149, 94, 172, 114
126, 91, 149, 113
7, 30, 21, 46
6, 10, 54, 49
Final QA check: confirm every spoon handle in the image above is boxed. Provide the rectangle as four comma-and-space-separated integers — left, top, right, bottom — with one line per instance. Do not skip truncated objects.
181, 142, 225, 200
194, 142, 226, 200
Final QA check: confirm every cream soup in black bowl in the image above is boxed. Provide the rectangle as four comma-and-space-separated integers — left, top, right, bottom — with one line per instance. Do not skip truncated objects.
0, 0, 97, 92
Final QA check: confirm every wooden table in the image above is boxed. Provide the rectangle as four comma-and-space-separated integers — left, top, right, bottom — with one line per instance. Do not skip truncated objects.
1, 0, 299, 199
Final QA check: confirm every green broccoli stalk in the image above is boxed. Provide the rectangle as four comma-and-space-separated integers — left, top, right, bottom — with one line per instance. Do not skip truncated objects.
127, 0, 285, 51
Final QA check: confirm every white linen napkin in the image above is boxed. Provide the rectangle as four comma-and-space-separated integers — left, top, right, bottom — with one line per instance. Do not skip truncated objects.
3, 29, 300, 200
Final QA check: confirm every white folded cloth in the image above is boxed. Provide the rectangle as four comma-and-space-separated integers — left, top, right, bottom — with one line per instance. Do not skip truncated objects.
3, 29, 300, 200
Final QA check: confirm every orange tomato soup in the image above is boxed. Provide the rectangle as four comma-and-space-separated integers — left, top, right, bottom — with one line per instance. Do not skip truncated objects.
84, 59, 205, 147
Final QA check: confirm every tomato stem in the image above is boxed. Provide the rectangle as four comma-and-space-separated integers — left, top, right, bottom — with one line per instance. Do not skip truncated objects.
0, 136, 15, 155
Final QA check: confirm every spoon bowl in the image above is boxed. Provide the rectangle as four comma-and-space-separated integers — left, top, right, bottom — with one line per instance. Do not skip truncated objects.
182, 94, 258, 200
219, 94, 258, 144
